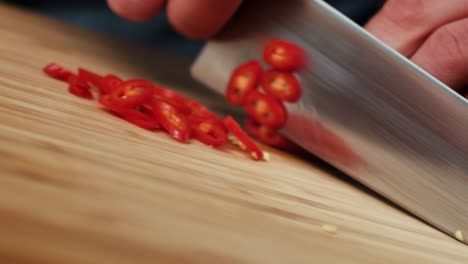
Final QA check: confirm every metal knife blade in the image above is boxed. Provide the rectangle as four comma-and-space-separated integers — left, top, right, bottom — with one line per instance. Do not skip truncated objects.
190, 0, 468, 244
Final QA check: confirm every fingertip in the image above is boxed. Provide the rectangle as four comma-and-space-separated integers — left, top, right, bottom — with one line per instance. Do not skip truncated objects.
107, 0, 166, 22
166, 14, 216, 39
167, 0, 242, 39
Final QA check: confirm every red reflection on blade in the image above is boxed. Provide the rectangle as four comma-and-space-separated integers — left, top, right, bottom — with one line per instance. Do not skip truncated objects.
287, 114, 363, 168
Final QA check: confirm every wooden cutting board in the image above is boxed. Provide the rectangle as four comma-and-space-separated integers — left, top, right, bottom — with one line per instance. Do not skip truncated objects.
0, 4, 467, 264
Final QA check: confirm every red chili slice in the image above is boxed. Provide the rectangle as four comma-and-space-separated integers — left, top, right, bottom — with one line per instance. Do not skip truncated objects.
225, 60, 263, 105
185, 99, 225, 124
192, 118, 228, 147
139, 103, 155, 117
244, 90, 287, 129
263, 39, 306, 71
67, 75, 93, 99
153, 86, 187, 102
261, 69, 301, 102
109, 79, 153, 109
43, 63, 74, 82
152, 87, 192, 116
223, 115, 263, 160
78, 68, 103, 88
190, 106, 228, 137
151, 99, 191, 142
97, 74, 123, 95
152, 87, 223, 125
68, 85, 93, 99
185, 99, 215, 118
99, 94, 125, 113
122, 109, 160, 131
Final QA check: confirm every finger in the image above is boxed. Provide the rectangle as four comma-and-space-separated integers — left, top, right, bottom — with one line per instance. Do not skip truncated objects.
167, 0, 242, 39
107, 0, 166, 22
364, 0, 468, 57
410, 18, 468, 91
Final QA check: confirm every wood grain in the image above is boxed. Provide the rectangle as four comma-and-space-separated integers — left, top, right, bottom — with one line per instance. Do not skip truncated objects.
0, 4, 467, 264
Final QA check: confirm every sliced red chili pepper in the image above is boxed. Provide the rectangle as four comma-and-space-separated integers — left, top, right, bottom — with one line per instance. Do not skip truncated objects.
261, 69, 301, 102
184, 99, 225, 125
68, 74, 90, 88
185, 99, 214, 118
68, 85, 93, 100
67, 75, 93, 99
223, 115, 263, 160
152, 86, 225, 132
152, 86, 224, 130
98, 94, 125, 113
225, 60, 263, 105
122, 109, 160, 131
244, 90, 287, 129
153, 86, 188, 102
109, 79, 153, 109
245, 117, 299, 150
78, 68, 103, 88
190, 107, 227, 136
43, 63, 74, 82
263, 39, 306, 71
96, 74, 123, 95
139, 103, 155, 117
192, 118, 228, 147
151, 99, 191, 142
152, 86, 192, 116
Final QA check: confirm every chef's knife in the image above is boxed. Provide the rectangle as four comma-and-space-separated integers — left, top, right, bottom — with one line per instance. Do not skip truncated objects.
190, 0, 468, 244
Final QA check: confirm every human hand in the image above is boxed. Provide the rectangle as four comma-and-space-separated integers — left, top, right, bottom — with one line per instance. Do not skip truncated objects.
365, 0, 468, 93
107, 0, 242, 39
108, 0, 468, 95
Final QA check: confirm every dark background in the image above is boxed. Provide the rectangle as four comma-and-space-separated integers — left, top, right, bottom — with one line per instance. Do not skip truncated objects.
4, 0, 385, 58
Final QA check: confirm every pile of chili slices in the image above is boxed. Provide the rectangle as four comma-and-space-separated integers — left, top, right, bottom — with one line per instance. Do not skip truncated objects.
43, 63, 269, 160
43, 38, 306, 161
225, 39, 307, 153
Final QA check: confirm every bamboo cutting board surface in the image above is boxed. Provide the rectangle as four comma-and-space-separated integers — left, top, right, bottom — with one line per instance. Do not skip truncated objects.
0, 4, 467, 264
